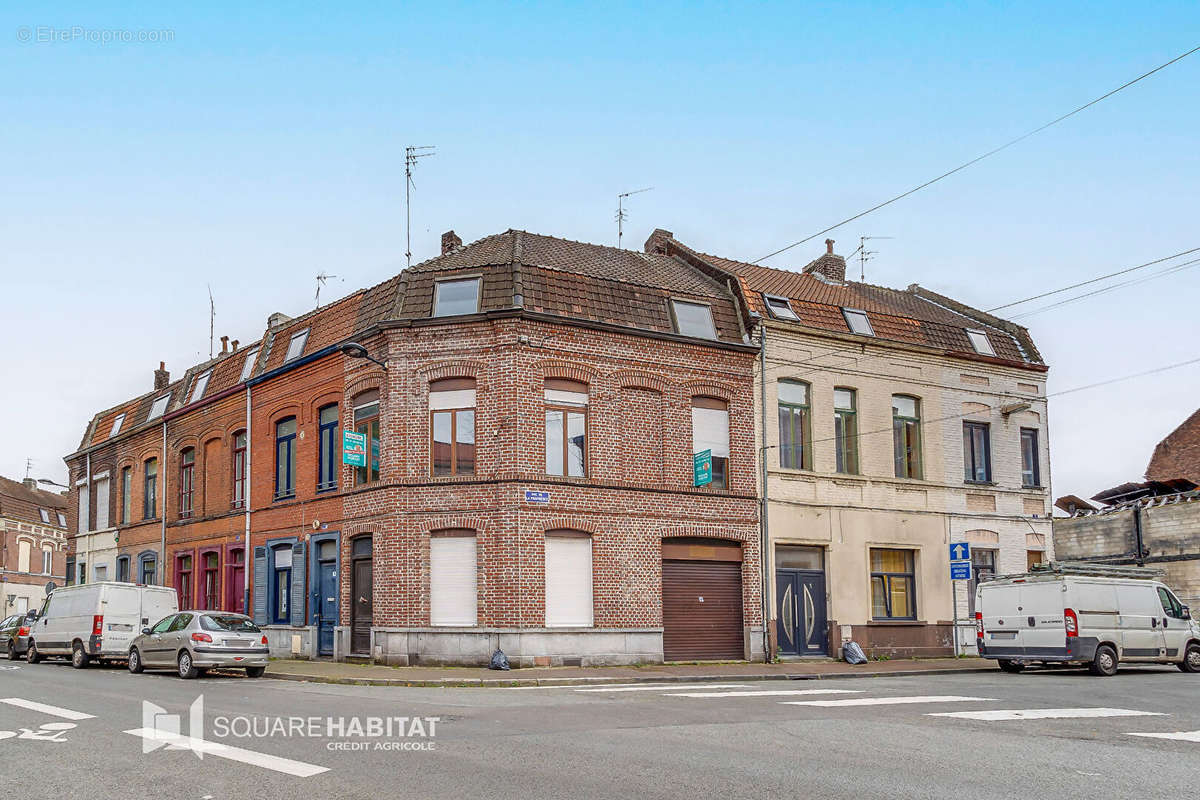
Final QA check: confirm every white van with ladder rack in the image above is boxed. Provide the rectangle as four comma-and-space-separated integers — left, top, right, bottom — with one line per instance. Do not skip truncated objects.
975, 562, 1200, 676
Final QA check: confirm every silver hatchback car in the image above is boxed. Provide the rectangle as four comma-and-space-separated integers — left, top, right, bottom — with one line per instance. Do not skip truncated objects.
128, 611, 270, 679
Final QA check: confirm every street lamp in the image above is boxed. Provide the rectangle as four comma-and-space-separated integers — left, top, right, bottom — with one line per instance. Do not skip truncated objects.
339, 341, 388, 370
37, 478, 68, 490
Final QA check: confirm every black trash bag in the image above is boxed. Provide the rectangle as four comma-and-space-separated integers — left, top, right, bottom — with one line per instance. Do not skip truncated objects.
842, 641, 867, 665
489, 648, 511, 671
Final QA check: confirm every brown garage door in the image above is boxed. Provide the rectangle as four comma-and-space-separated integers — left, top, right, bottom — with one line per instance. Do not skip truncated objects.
662, 559, 744, 661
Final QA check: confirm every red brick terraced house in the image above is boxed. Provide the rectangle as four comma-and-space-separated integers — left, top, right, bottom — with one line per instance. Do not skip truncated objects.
66, 229, 764, 666
0, 476, 69, 621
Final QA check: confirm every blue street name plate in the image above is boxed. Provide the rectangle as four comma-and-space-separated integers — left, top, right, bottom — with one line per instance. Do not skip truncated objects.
524, 490, 550, 504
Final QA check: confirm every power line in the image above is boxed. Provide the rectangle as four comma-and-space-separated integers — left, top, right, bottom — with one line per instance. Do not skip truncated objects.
1009, 256, 1200, 319
988, 246, 1200, 312
752, 44, 1200, 265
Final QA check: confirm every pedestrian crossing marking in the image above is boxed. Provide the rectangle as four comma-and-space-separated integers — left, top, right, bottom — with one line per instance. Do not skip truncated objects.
0, 698, 95, 720
1127, 730, 1200, 742
666, 688, 861, 699
783, 695, 993, 708
929, 708, 1163, 721
577, 684, 753, 693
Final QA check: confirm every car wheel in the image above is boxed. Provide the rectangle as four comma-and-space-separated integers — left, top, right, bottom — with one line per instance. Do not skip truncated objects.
25, 641, 40, 664
71, 642, 90, 669
997, 659, 1025, 673
177, 651, 198, 679
1089, 644, 1118, 677
6, 640, 16, 661
245, 666, 266, 678
1179, 643, 1200, 673
128, 648, 144, 674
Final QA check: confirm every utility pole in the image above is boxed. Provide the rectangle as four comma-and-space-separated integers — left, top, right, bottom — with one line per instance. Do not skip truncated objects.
616, 187, 653, 249
405, 145, 436, 267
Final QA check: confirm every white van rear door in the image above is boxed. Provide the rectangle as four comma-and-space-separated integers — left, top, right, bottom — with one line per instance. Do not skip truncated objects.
979, 583, 1023, 647
100, 585, 142, 653
1019, 581, 1065, 652
141, 589, 179, 630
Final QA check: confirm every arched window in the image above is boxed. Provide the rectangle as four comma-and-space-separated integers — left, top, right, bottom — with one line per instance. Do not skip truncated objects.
231, 430, 247, 508
175, 552, 194, 608
317, 404, 339, 491
200, 551, 219, 610
353, 391, 381, 485
892, 395, 922, 479
778, 381, 811, 470
545, 380, 588, 477
430, 379, 476, 476
179, 448, 195, 518
691, 397, 729, 489
275, 417, 297, 500
833, 388, 859, 475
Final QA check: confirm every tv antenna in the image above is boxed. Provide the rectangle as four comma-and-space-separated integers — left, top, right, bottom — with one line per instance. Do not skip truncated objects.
858, 235, 895, 282
207, 284, 216, 358
25, 458, 34, 480
315, 272, 341, 308
616, 187, 653, 249
405, 145, 437, 267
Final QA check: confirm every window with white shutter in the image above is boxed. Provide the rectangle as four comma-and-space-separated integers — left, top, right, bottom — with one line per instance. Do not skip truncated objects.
94, 475, 110, 530
77, 482, 90, 533
691, 398, 730, 489
544, 533, 593, 627
430, 533, 477, 626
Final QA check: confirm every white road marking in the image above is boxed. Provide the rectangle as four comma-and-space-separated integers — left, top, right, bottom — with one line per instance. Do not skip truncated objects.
124, 728, 329, 778
0, 698, 95, 720
1127, 730, 1200, 742
666, 688, 862, 699
504, 683, 652, 690
783, 695, 994, 708
929, 708, 1163, 721
578, 684, 752, 693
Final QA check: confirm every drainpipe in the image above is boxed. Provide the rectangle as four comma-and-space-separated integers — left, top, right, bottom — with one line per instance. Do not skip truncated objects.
1132, 505, 1145, 566
160, 421, 167, 586
758, 322, 771, 663
83, 451, 91, 583
244, 384, 252, 613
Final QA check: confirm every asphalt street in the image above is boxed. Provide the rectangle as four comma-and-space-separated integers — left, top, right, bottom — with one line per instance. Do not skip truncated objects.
1, 658, 1197, 799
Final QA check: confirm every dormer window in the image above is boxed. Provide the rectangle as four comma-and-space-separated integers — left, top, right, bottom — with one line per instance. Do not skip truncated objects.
763, 294, 799, 321
109, 413, 125, 438
39, 508, 50, 524
670, 300, 717, 340
842, 308, 874, 337
189, 370, 211, 403
148, 393, 170, 421
433, 277, 481, 317
966, 329, 996, 356
239, 347, 260, 381
284, 329, 309, 363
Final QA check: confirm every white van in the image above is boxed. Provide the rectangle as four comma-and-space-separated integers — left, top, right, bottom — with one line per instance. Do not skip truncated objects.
27, 583, 178, 668
976, 563, 1200, 676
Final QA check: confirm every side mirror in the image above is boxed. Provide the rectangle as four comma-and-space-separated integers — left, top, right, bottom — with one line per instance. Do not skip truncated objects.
141, 627, 151, 636
1182, 606, 1191, 620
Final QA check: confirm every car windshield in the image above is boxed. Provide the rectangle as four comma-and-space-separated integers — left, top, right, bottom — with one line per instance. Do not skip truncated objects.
200, 614, 261, 633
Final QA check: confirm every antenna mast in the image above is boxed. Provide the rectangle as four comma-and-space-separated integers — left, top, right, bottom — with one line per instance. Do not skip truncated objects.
315, 272, 339, 308
858, 235, 895, 282
616, 187, 653, 248
207, 285, 215, 359
25, 458, 33, 480
405, 145, 437, 267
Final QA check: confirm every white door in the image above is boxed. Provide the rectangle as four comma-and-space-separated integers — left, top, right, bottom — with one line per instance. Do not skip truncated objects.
1120, 584, 1166, 660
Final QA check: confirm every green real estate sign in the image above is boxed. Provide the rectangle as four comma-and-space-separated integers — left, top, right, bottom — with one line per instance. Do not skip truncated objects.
342, 429, 367, 467
693, 449, 712, 487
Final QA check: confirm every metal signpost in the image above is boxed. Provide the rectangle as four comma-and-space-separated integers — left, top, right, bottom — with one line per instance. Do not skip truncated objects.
949, 542, 972, 657
693, 449, 712, 487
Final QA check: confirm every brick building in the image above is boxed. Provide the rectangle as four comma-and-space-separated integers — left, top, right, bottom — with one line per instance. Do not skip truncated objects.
0, 476, 69, 618
66, 229, 763, 666
647, 230, 1052, 658
1147, 408, 1200, 484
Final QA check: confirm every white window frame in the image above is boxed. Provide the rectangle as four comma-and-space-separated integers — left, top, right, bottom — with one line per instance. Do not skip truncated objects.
545, 534, 593, 627
284, 329, 309, 363
763, 294, 799, 321
842, 308, 875, 336
109, 413, 125, 438
966, 329, 996, 356
39, 508, 50, 524
429, 534, 478, 626
239, 347, 260, 381
433, 277, 482, 318
56, 512, 66, 528
42, 546, 52, 575
148, 393, 171, 421
189, 370, 212, 403
670, 300, 718, 340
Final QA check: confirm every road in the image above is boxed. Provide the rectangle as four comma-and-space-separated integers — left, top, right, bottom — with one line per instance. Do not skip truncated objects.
1, 658, 1197, 799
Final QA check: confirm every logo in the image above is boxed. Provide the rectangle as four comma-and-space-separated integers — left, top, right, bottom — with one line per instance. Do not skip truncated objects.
140, 696, 205, 758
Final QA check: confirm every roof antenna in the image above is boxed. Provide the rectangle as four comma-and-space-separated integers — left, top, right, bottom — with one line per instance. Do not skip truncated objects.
207, 284, 216, 359
405, 145, 437, 267
25, 457, 34, 480
858, 235, 894, 282
616, 187, 653, 249
315, 272, 341, 308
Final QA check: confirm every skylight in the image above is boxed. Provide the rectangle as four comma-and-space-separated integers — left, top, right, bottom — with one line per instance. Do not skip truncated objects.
240, 347, 260, 381
671, 300, 717, 340
842, 309, 875, 337
39, 508, 50, 523
189, 370, 211, 403
966, 329, 996, 356
764, 294, 799, 321
109, 413, 125, 438
433, 277, 481, 317
56, 512, 66, 527
148, 393, 171, 421
284, 329, 309, 363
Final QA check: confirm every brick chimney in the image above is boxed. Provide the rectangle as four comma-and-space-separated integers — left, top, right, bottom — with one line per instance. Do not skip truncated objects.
154, 361, 170, 390
22, 478, 37, 491
220, 335, 229, 355
231, 339, 239, 352
441, 230, 463, 255
801, 239, 847, 283
643, 228, 674, 255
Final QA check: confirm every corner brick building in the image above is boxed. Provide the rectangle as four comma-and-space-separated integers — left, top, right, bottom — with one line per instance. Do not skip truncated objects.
0, 476, 69, 620
66, 230, 763, 666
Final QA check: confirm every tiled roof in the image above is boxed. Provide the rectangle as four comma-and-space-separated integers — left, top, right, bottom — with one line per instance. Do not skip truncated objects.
259, 290, 363, 374
662, 235, 1041, 367
0, 474, 68, 527
1147, 408, 1200, 484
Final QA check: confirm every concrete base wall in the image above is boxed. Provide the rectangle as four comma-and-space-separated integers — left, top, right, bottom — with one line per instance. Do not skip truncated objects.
361, 627, 665, 667
263, 625, 316, 660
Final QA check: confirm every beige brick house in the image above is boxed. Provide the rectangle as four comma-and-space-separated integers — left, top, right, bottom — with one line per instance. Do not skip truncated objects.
648, 231, 1052, 658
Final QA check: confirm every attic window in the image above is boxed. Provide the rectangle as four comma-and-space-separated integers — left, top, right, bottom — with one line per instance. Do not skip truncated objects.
284, 329, 309, 363
109, 413, 125, 438
763, 294, 799, 321
148, 393, 171, 421
842, 308, 875, 337
189, 370, 211, 403
39, 508, 50, 523
671, 300, 717, 340
966, 329, 996, 356
433, 277, 481, 317
239, 347, 260, 382
56, 512, 66, 527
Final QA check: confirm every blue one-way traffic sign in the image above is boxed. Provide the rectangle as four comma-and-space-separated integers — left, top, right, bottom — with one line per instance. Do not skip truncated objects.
949, 542, 971, 562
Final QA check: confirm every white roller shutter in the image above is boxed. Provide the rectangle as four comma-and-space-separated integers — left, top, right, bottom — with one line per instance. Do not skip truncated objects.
545, 535, 593, 627
430, 535, 477, 626
94, 477, 110, 530
692, 407, 729, 458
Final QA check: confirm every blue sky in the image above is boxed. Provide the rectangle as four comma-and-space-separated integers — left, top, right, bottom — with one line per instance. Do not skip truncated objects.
2, 2, 1197, 500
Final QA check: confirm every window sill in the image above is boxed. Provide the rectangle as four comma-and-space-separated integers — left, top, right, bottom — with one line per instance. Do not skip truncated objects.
273, 494, 296, 502
867, 619, 923, 626
316, 485, 339, 494
964, 481, 996, 487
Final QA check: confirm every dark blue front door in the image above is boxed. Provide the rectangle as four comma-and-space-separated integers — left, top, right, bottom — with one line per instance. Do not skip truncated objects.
776, 569, 828, 656
311, 535, 339, 656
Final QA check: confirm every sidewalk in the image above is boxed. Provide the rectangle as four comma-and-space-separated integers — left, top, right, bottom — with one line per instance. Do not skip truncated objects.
264, 656, 996, 687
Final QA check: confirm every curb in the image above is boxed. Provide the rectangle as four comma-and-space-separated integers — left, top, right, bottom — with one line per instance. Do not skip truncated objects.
263, 664, 996, 688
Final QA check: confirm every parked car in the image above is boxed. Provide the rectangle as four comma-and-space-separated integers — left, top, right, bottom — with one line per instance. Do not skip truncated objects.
976, 562, 1200, 676
27, 582, 178, 667
1, 611, 38, 660
127, 611, 269, 679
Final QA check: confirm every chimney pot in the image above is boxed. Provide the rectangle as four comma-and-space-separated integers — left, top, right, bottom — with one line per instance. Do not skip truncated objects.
154, 362, 170, 391
220, 335, 229, 354
826, 238, 834, 255
231, 339, 239, 352
441, 230, 463, 256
